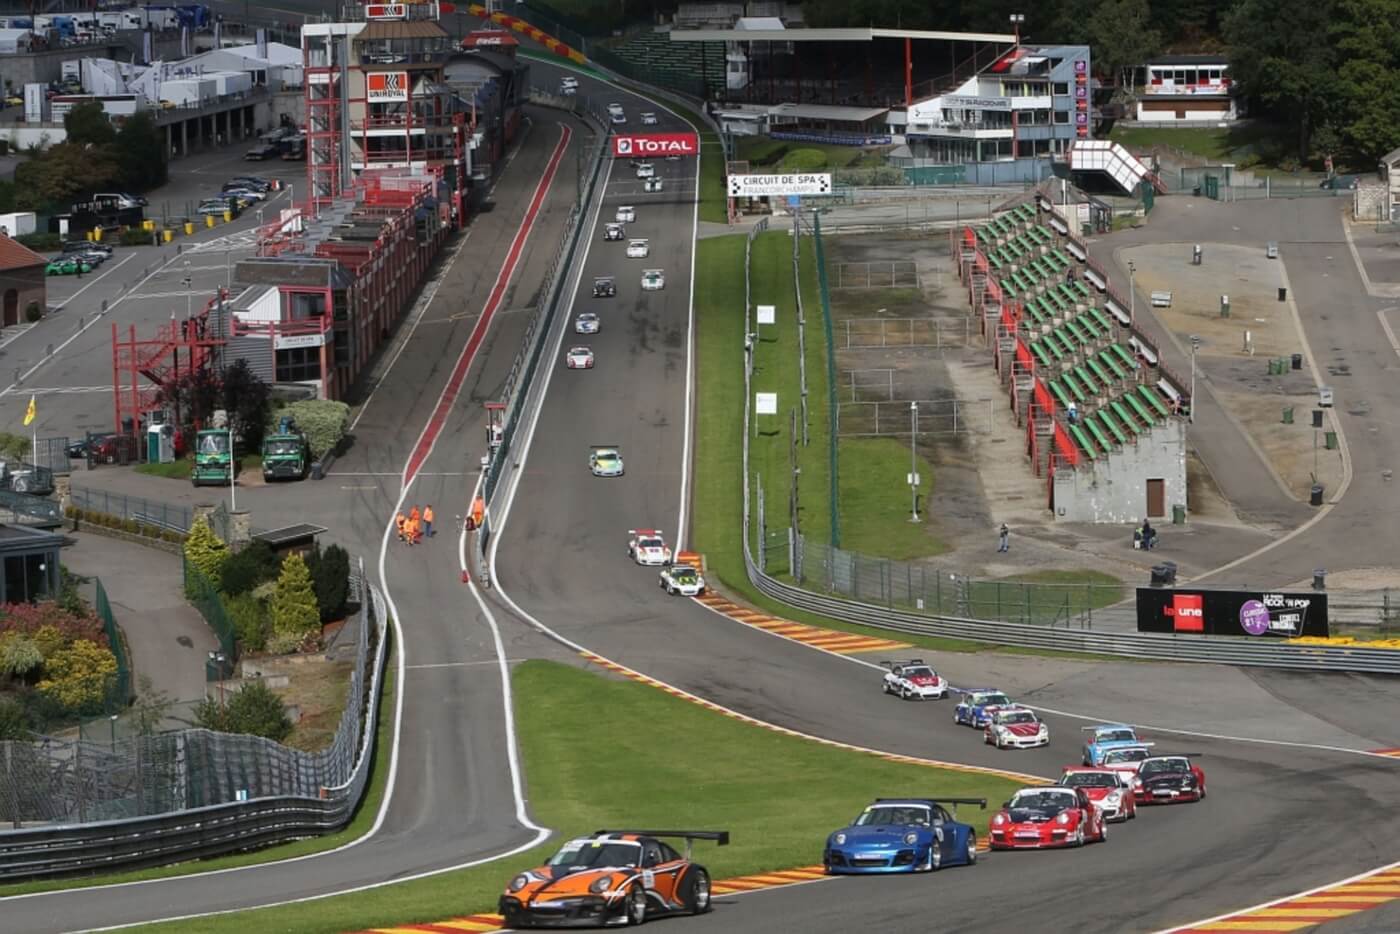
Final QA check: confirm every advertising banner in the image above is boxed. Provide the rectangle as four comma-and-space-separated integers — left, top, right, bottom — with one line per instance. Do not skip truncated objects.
611, 133, 699, 158
727, 173, 833, 198
1136, 588, 1329, 638
367, 72, 408, 101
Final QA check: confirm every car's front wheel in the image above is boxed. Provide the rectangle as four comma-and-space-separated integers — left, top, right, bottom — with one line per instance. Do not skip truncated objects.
929, 839, 942, 871
624, 883, 646, 926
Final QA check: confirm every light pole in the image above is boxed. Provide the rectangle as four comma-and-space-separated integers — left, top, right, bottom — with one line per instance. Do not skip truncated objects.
909, 401, 919, 522
228, 424, 236, 510
182, 260, 192, 322
1127, 260, 1136, 324
208, 651, 228, 708
1189, 335, 1201, 424
1008, 13, 1025, 45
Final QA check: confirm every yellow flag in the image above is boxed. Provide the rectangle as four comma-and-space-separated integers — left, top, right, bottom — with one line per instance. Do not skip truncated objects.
23, 394, 35, 427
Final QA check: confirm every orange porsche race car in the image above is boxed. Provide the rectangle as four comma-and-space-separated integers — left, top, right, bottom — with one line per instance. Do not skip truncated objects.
499, 829, 728, 928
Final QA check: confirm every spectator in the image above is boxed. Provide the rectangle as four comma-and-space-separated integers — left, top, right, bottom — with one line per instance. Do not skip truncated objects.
997, 523, 1010, 553
1141, 519, 1156, 551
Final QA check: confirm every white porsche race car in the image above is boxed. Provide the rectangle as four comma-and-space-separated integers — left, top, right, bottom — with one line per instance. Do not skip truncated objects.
616, 205, 636, 223
575, 312, 600, 334
659, 564, 705, 596
565, 346, 594, 369
603, 222, 625, 241
643, 177, 664, 193
628, 529, 672, 566
635, 162, 655, 179
641, 112, 658, 125
984, 706, 1051, 750
880, 659, 948, 700
626, 238, 650, 259
641, 269, 665, 291
590, 446, 624, 477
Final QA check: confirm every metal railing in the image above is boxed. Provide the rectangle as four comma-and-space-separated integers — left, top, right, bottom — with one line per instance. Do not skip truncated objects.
69, 487, 192, 533
93, 577, 133, 713
0, 561, 389, 878
0, 490, 62, 526
183, 556, 238, 665
810, 214, 840, 547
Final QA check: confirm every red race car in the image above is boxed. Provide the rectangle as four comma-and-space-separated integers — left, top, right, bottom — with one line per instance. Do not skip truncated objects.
1058, 767, 1137, 822
1132, 753, 1206, 804
990, 786, 1108, 850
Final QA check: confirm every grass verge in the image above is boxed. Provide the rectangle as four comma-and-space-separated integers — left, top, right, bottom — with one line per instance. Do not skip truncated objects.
134, 454, 263, 480
116, 660, 1025, 933
0, 642, 396, 897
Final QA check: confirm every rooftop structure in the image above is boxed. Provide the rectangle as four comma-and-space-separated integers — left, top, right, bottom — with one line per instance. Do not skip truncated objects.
1137, 54, 1235, 123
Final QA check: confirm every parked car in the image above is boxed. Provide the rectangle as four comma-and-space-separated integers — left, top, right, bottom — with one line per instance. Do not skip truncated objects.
244, 143, 279, 161
61, 240, 112, 256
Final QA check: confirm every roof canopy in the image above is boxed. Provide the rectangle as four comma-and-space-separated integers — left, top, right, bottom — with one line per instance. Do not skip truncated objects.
769, 102, 889, 122
670, 26, 1016, 43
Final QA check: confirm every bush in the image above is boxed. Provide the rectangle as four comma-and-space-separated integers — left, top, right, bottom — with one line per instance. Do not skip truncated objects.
270, 553, 320, 641
219, 540, 280, 596
0, 632, 43, 678
264, 629, 304, 655
0, 602, 105, 647
0, 696, 26, 739
36, 639, 117, 714
118, 227, 153, 247
24, 301, 41, 323
273, 400, 350, 460
183, 515, 228, 586
780, 148, 829, 170
304, 544, 351, 622
0, 431, 31, 461
194, 679, 292, 742
227, 592, 271, 653
16, 232, 60, 252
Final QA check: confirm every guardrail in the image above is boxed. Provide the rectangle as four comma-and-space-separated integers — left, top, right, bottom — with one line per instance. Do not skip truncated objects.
0, 562, 390, 879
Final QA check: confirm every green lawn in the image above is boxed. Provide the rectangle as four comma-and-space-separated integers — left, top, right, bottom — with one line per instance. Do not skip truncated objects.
1108, 122, 1325, 176
134, 454, 263, 481
115, 660, 1026, 933
0, 647, 397, 898
735, 138, 889, 172
838, 437, 940, 559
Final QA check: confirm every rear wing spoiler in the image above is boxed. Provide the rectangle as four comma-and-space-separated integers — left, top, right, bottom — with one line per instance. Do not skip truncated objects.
933, 797, 986, 817
1151, 752, 1202, 758
592, 445, 621, 451
1080, 724, 1133, 732
594, 829, 730, 858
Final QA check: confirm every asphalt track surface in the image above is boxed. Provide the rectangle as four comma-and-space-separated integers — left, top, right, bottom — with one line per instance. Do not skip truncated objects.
492, 62, 1400, 934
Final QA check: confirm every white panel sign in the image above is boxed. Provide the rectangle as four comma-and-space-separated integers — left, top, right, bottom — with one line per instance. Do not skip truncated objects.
756, 304, 776, 325
728, 174, 832, 198
755, 392, 778, 415
275, 333, 325, 351
944, 95, 1013, 111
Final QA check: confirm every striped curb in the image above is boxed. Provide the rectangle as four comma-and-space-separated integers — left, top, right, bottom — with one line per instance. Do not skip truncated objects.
1169, 867, 1400, 932
694, 592, 912, 654
466, 5, 588, 64
1372, 748, 1400, 758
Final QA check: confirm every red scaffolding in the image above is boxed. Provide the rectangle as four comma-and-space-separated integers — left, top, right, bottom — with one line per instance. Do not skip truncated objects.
111, 293, 227, 437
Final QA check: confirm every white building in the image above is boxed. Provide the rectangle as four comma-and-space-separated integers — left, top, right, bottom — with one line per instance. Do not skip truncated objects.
1135, 54, 1235, 123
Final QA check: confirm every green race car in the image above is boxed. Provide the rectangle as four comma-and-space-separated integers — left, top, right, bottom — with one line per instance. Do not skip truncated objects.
46, 257, 92, 276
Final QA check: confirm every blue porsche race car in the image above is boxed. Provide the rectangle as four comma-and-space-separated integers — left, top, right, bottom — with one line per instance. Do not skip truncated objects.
953, 689, 1014, 728
1082, 723, 1143, 766
824, 798, 986, 874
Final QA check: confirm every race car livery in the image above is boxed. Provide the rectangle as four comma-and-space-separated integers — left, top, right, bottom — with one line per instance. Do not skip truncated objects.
635, 162, 655, 179
990, 786, 1107, 850
566, 346, 594, 369
1082, 723, 1143, 766
641, 269, 665, 291
589, 447, 624, 477
575, 312, 601, 334
659, 564, 705, 596
593, 276, 617, 298
824, 798, 985, 874
628, 530, 672, 566
984, 707, 1050, 749
643, 176, 664, 193
1133, 754, 1206, 804
616, 205, 636, 223
880, 660, 948, 700
953, 689, 1014, 728
626, 238, 650, 258
604, 222, 625, 241
1059, 767, 1137, 822
499, 829, 725, 928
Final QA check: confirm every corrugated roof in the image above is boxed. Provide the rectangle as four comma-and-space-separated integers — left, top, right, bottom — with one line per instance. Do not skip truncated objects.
769, 102, 888, 123
0, 234, 46, 271
358, 20, 448, 40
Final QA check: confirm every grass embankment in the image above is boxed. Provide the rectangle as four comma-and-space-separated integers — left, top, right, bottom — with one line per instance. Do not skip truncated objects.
0, 646, 397, 898
134, 454, 263, 480
1108, 122, 1326, 176
735, 138, 888, 172
116, 660, 1025, 933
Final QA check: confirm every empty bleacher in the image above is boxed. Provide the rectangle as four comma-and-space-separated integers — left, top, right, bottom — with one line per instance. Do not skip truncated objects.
605, 29, 727, 92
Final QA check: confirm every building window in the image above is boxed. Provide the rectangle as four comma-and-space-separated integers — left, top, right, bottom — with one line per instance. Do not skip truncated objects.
276, 346, 322, 383
1053, 110, 1070, 125
1053, 82, 1069, 95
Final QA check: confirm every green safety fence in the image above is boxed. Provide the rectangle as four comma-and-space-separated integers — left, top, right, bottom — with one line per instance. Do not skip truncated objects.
182, 555, 237, 666
92, 577, 132, 712
810, 214, 841, 549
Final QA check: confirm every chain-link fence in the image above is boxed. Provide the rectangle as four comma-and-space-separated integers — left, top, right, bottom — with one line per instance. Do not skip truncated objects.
69, 487, 192, 533
0, 561, 378, 827
810, 213, 841, 548
182, 556, 237, 666
93, 578, 132, 713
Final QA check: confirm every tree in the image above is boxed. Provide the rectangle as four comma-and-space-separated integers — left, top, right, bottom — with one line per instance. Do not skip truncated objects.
1089, 0, 1160, 98
184, 515, 229, 586
194, 679, 292, 742
222, 359, 271, 451
276, 400, 350, 460
1329, 0, 1400, 162
0, 697, 26, 740
1224, 0, 1341, 160
114, 110, 167, 192
63, 101, 117, 148
305, 544, 351, 623
219, 540, 280, 596
270, 553, 320, 644
157, 368, 222, 433
227, 593, 272, 653
36, 639, 118, 714
13, 142, 119, 212
129, 675, 175, 736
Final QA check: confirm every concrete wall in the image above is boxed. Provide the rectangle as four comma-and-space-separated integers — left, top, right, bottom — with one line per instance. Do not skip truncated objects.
1052, 418, 1187, 523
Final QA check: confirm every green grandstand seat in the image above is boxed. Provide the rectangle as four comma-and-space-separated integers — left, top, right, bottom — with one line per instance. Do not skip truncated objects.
1077, 314, 1105, 340
1071, 280, 1091, 299
1110, 343, 1138, 371
1097, 408, 1129, 445
1070, 424, 1098, 459
1049, 380, 1072, 409
1097, 351, 1128, 381
1138, 384, 1172, 418
1110, 400, 1142, 433
1024, 299, 1048, 325
1044, 290, 1068, 314
1084, 416, 1114, 452
1018, 204, 1036, 222
1089, 308, 1113, 332
1125, 391, 1157, 425
1073, 365, 1098, 394
986, 252, 1003, 271
975, 227, 990, 244
1062, 371, 1087, 402
1045, 334, 1067, 360
1031, 342, 1052, 368
1086, 356, 1112, 387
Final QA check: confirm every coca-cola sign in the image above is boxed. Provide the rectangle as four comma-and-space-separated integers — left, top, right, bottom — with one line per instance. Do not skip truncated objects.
612, 133, 699, 157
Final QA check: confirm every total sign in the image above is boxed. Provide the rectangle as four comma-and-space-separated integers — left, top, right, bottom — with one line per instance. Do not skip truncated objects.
612, 133, 699, 158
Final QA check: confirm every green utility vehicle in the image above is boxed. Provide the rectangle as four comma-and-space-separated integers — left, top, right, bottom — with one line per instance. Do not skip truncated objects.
191, 429, 234, 487
262, 418, 310, 481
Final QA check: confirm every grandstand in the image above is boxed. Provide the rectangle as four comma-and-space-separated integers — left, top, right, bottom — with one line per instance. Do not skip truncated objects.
605, 28, 727, 94
952, 196, 1190, 523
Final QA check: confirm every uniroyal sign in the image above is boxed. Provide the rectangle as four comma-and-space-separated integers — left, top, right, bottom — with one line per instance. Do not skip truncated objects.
611, 133, 699, 158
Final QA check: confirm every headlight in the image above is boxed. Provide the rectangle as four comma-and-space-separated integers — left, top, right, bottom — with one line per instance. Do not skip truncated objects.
589, 875, 613, 894
1106, 792, 1121, 804
904, 832, 918, 845
509, 874, 529, 892
1056, 812, 1070, 825
834, 832, 846, 845
992, 813, 1005, 826
1039, 725, 1048, 734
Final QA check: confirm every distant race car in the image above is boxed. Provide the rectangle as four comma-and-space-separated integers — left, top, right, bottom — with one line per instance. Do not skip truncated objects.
1059, 767, 1137, 823
643, 176, 664, 193
989, 786, 1108, 850
635, 162, 655, 179
626, 238, 650, 259
566, 346, 595, 369
616, 205, 636, 223
641, 269, 665, 291
590, 446, 624, 477
45, 257, 91, 276
1098, 744, 1155, 780
499, 829, 725, 929
604, 222, 625, 241
641, 112, 658, 125
575, 312, 601, 334
611, 111, 627, 125
953, 689, 1014, 728
880, 659, 948, 700
1133, 754, 1206, 805
1082, 723, 1143, 766
659, 564, 705, 596
983, 707, 1050, 750
824, 798, 985, 874
593, 276, 617, 298
559, 76, 579, 95
628, 529, 672, 566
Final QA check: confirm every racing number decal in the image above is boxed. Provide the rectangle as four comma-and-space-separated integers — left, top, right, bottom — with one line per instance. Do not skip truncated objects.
642, 870, 655, 889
